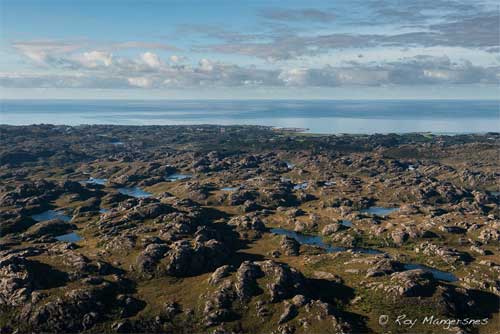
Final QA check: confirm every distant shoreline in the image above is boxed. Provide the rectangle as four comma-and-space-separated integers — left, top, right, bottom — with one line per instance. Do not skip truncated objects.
2, 98, 500, 101
1, 123, 498, 137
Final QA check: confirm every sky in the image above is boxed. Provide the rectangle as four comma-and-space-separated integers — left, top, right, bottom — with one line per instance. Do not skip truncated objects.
0, 0, 499, 99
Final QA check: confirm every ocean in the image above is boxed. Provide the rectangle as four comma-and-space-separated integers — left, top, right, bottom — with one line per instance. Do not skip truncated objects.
1, 99, 498, 134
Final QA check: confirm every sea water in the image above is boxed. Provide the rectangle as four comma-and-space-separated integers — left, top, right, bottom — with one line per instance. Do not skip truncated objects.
1, 99, 498, 134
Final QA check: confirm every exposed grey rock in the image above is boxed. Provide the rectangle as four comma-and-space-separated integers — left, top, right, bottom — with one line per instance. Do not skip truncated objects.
278, 302, 298, 324
321, 223, 342, 236
203, 280, 236, 326
366, 259, 404, 278
20, 281, 117, 333
235, 261, 263, 301
280, 236, 300, 256
209, 265, 234, 286
291, 294, 308, 307
165, 239, 229, 277
228, 215, 266, 232
391, 230, 409, 245
259, 260, 305, 303
136, 243, 168, 273
389, 269, 435, 297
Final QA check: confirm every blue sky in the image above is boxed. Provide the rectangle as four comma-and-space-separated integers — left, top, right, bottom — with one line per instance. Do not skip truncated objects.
0, 0, 499, 99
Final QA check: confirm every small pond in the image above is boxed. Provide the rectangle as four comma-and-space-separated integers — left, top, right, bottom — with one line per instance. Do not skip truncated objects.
221, 187, 239, 191
285, 161, 295, 169
118, 187, 152, 198
293, 182, 308, 190
360, 206, 399, 216
99, 208, 110, 213
271, 228, 383, 255
165, 173, 192, 182
341, 220, 353, 227
83, 177, 107, 185
55, 232, 83, 243
32, 210, 72, 222
403, 263, 457, 282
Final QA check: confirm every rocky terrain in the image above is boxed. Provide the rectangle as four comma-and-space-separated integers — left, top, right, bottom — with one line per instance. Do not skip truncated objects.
0, 124, 498, 334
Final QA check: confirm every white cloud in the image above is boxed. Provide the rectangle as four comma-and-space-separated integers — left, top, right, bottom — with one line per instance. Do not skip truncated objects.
22, 50, 49, 64
13, 40, 82, 53
140, 52, 162, 68
12, 40, 85, 65
3, 46, 499, 90
127, 77, 153, 88
169, 55, 186, 63
199, 58, 214, 71
278, 68, 310, 86
78, 51, 113, 68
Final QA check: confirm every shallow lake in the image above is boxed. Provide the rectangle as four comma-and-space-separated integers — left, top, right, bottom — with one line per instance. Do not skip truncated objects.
165, 173, 192, 181
341, 220, 353, 227
271, 228, 383, 254
83, 177, 107, 185
361, 206, 398, 216
118, 187, 152, 198
403, 263, 457, 282
293, 182, 308, 190
221, 187, 239, 191
32, 210, 72, 222
55, 232, 82, 243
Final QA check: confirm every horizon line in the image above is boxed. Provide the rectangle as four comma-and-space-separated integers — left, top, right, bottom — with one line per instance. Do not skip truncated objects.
2, 98, 500, 102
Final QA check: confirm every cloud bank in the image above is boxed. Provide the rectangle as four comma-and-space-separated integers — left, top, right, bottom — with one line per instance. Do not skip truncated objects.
2, 0, 499, 92
2, 49, 498, 89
